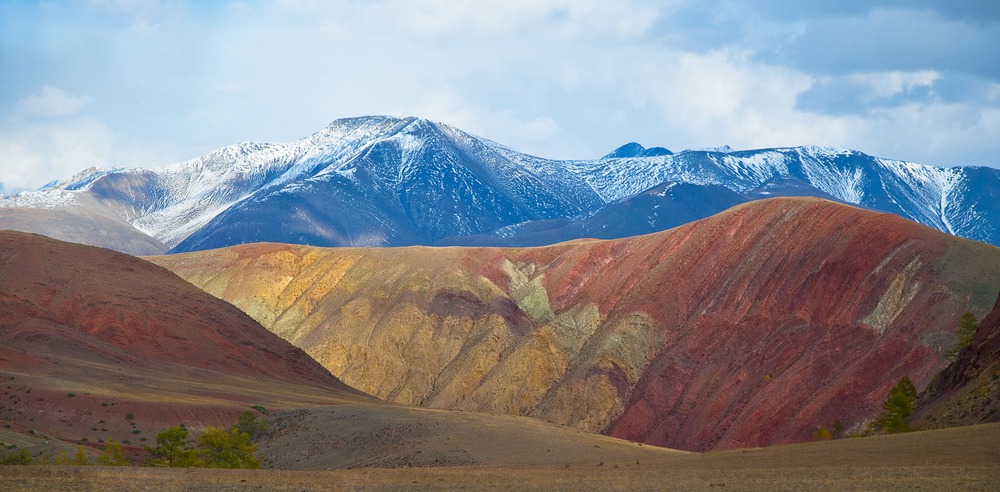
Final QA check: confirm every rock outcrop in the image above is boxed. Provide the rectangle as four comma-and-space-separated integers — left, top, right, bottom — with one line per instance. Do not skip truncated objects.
913, 290, 1000, 427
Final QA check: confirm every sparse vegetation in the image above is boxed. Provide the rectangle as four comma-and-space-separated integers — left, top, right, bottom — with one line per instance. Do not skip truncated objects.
146, 422, 260, 469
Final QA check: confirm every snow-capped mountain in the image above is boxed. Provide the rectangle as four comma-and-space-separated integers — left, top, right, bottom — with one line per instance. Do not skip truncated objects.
1, 115, 997, 254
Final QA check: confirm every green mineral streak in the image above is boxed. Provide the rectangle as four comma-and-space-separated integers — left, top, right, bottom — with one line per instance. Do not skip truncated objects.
502, 260, 555, 324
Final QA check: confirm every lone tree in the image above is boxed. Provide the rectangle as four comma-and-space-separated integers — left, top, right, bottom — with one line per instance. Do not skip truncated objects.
72, 445, 90, 466
872, 376, 918, 434
146, 426, 196, 467
196, 427, 261, 469
234, 410, 267, 440
98, 439, 130, 466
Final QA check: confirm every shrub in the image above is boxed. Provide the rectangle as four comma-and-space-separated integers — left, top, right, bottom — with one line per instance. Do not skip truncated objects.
813, 427, 832, 440
72, 445, 89, 466
54, 450, 71, 465
0, 448, 32, 465
98, 439, 130, 466
195, 427, 260, 469
234, 410, 267, 440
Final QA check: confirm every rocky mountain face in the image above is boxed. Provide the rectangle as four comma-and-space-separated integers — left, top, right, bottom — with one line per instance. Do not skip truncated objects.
2, 116, 998, 255
913, 290, 1000, 428
151, 197, 1000, 451
0, 231, 363, 447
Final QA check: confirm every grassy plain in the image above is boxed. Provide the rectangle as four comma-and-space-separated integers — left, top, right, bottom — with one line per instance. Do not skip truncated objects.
3, 423, 997, 491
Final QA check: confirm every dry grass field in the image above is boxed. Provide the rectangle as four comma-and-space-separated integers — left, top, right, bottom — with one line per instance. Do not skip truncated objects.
2, 423, 997, 491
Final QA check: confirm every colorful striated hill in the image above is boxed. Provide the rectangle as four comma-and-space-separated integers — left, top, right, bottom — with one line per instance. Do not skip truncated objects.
152, 197, 1000, 451
0, 230, 364, 450
0, 230, 688, 467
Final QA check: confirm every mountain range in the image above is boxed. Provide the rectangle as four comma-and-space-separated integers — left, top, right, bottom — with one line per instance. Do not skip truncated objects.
2, 115, 998, 255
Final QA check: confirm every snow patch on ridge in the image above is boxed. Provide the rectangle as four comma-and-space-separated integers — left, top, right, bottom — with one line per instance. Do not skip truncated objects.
2, 115, 995, 250
0, 189, 79, 209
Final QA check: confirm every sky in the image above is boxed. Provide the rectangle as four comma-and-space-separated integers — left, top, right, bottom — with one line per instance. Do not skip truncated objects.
1, 1, 999, 193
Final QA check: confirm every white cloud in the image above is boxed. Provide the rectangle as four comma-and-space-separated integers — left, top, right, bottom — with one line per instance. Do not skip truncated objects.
0, 119, 114, 192
623, 48, 847, 150
16, 87, 93, 118
2, 0, 996, 181
0, 112, 184, 193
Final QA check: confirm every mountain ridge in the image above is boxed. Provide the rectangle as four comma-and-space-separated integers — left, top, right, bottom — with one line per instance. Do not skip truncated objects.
2, 115, 998, 254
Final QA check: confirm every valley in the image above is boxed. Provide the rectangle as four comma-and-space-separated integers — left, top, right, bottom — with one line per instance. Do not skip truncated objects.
2, 172, 998, 489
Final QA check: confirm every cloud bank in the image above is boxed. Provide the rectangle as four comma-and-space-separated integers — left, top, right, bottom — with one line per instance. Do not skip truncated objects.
1, 0, 997, 192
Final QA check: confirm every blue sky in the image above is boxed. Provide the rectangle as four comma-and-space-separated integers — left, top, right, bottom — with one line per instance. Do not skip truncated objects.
1, 0, 998, 193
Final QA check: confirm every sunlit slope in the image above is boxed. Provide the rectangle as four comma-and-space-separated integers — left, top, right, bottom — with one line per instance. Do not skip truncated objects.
153, 197, 1000, 451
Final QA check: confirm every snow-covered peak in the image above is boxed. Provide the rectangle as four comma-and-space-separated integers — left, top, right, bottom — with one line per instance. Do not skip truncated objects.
3, 115, 996, 251
688, 145, 734, 153
0, 189, 80, 209
43, 166, 122, 192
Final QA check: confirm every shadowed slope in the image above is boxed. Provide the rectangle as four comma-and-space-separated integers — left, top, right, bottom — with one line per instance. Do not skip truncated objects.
913, 290, 1000, 427
0, 206, 167, 256
152, 197, 1000, 451
0, 231, 364, 449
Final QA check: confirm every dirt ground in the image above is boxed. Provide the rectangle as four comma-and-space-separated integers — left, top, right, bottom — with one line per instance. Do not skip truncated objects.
2, 423, 997, 491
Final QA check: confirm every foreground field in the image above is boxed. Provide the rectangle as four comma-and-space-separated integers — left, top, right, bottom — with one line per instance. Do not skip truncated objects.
3, 423, 998, 491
